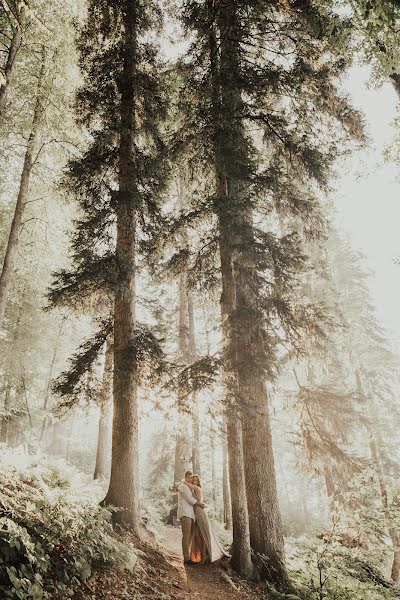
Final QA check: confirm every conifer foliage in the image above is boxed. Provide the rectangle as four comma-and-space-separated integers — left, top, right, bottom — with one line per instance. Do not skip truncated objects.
174, 0, 364, 586
49, 0, 168, 532
2, 0, 399, 597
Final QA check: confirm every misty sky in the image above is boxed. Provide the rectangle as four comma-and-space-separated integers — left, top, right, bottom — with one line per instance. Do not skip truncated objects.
334, 65, 400, 347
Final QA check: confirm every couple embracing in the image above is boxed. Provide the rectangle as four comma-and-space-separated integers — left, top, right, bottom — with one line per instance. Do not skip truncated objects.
177, 470, 228, 566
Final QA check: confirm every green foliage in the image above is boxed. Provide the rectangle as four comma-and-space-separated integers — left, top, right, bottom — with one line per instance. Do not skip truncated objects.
287, 468, 400, 599
51, 320, 112, 410
337, 467, 400, 550
351, 0, 400, 82
53, 319, 169, 411
163, 355, 222, 411
0, 451, 137, 599
50, 0, 169, 310
289, 533, 396, 599
166, 0, 367, 400
285, 230, 400, 492
0, 0, 90, 444
47, 0, 171, 405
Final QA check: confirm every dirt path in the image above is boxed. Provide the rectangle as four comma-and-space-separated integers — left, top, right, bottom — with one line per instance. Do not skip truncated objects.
158, 524, 265, 600
73, 524, 266, 600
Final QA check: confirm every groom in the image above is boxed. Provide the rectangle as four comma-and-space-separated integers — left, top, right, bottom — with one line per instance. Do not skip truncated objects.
177, 470, 204, 565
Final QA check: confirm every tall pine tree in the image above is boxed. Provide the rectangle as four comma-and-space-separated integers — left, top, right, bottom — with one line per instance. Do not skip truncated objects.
49, 0, 167, 532
174, 0, 364, 585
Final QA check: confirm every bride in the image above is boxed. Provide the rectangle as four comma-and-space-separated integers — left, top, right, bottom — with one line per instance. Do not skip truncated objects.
184, 474, 229, 564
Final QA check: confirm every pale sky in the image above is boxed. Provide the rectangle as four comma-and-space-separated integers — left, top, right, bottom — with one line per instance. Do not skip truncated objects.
334, 65, 400, 347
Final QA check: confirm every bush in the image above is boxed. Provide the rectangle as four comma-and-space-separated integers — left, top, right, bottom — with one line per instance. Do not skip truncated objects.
0, 453, 137, 599
287, 531, 397, 600
286, 467, 400, 600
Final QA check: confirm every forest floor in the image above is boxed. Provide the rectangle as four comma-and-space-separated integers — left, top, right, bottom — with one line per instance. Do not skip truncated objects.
72, 523, 268, 600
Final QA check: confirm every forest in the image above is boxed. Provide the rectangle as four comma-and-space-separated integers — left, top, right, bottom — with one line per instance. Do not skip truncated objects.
1, 0, 400, 598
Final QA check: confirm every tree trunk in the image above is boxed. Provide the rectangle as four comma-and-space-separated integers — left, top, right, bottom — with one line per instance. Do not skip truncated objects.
177, 262, 190, 479
40, 318, 65, 442
176, 230, 202, 477
187, 289, 201, 475
356, 368, 400, 583
187, 288, 196, 357
216, 2, 287, 584
1, 293, 26, 443
369, 433, 400, 582
0, 385, 11, 443
20, 362, 32, 429
241, 381, 286, 582
7, 410, 23, 447
390, 73, 400, 100
0, 47, 46, 326
47, 419, 67, 456
324, 465, 335, 498
217, 193, 253, 577
178, 270, 190, 360
207, 0, 253, 577
103, 1, 140, 534
226, 412, 253, 578
94, 338, 113, 480
174, 431, 189, 484
222, 421, 233, 529
209, 0, 286, 582
191, 404, 201, 475
0, 27, 22, 117
173, 243, 193, 487
210, 425, 217, 503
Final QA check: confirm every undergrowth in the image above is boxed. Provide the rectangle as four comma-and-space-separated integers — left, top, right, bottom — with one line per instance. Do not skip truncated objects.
285, 468, 400, 600
0, 448, 137, 599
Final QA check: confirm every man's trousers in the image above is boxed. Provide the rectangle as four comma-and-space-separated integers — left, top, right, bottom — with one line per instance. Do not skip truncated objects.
180, 516, 193, 562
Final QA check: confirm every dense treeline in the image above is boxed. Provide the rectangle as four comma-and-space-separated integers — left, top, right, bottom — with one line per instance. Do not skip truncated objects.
1, 0, 400, 598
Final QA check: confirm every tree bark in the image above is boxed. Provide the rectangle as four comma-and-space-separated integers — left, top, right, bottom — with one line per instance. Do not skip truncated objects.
7, 410, 23, 447
174, 432, 189, 484
20, 362, 32, 429
241, 380, 287, 582
215, 2, 287, 584
0, 46, 46, 326
226, 412, 253, 577
207, 0, 253, 577
178, 270, 190, 360
390, 73, 400, 100
187, 288, 196, 357
0, 385, 11, 443
210, 425, 217, 503
369, 432, 400, 582
1, 291, 26, 443
173, 247, 193, 486
208, 0, 287, 583
94, 338, 113, 480
222, 420, 233, 530
217, 188, 253, 577
187, 289, 201, 475
0, 27, 22, 117
103, 0, 140, 534
191, 402, 201, 475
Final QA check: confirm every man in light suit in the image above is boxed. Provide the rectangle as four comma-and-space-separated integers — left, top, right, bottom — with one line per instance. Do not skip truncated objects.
177, 470, 205, 565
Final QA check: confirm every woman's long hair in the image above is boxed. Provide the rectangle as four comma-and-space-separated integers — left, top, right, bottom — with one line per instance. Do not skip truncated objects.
192, 474, 202, 487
